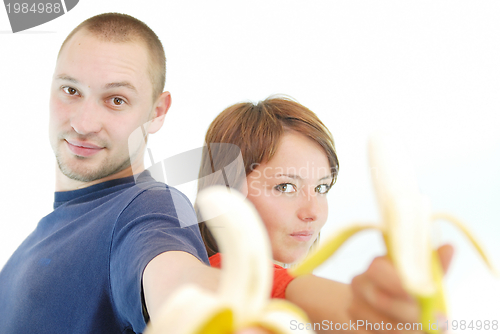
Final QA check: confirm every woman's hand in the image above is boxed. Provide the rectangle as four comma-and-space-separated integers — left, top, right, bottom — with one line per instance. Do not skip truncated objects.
348, 244, 454, 333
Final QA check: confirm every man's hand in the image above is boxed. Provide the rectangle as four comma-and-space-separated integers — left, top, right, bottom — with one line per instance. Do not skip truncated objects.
348, 244, 454, 333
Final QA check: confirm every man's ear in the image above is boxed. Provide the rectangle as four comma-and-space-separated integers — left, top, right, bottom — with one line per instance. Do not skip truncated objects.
148, 91, 172, 134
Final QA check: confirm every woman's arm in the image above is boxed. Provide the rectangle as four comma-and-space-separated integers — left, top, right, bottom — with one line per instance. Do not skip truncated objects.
286, 275, 352, 332
285, 245, 454, 333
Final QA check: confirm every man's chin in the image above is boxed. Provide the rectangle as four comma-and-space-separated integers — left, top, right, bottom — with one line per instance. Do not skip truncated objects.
59, 166, 109, 183
57, 158, 131, 183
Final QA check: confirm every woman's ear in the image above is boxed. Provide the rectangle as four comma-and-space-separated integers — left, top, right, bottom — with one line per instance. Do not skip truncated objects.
148, 91, 172, 134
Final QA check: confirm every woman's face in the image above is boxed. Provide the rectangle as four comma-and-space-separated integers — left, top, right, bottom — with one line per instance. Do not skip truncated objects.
245, 131, 333, 264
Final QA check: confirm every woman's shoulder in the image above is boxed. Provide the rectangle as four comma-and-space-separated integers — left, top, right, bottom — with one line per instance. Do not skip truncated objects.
209, 253, 222, 268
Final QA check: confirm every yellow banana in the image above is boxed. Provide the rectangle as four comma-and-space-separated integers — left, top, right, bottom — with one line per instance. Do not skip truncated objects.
290, 134, 497, 334
145, 186, 314, 334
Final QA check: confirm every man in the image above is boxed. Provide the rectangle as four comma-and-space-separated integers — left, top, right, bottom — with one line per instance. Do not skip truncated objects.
0, 13, 229, 334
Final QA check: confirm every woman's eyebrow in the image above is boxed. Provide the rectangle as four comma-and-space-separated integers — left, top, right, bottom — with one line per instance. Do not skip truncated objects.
275, 173, 300, 180
275, 174, 332, 181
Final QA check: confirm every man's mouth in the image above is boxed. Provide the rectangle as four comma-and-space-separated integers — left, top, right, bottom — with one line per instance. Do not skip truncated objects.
65, 139, 103, 157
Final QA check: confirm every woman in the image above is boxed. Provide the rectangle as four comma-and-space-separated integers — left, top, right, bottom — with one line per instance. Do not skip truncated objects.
198, 96, 337, 260
197, 96, 452, 333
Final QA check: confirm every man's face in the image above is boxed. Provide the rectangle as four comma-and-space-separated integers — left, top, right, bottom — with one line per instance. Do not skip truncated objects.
49, 30, 157, 183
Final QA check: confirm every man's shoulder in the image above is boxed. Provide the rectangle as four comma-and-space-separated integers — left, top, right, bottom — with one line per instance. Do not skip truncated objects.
127, 174, 191, 208
121, 175, 198, 228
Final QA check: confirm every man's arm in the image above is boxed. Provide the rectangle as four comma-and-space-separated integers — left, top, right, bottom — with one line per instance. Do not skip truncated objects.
142, 251, 273, 334
142, 251, 220, 322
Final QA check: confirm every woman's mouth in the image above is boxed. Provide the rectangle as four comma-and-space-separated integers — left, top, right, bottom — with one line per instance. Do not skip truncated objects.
290, 231, 313, 242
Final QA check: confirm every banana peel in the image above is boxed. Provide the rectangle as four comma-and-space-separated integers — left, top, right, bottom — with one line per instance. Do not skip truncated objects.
144, 186, 314, 334
290, 134, 497, 334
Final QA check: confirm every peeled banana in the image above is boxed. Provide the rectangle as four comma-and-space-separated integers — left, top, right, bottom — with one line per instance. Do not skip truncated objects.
144, 186, 314, 334
290, 134, 497, 334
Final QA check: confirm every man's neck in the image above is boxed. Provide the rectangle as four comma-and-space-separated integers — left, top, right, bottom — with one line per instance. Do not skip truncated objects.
54, 164, 145, 192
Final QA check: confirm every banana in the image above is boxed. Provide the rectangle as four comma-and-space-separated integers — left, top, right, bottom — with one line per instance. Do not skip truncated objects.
144, 186, 314, 334
290, 134, 497, 334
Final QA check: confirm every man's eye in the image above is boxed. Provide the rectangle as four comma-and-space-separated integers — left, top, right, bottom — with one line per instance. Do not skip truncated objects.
275, 183, 296, 193
315, 184, 331, 194
62, 86, 79, 96
112, 97, 125, 106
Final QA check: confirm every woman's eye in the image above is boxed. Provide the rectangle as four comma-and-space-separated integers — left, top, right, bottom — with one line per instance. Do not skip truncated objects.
275, 183, 296, 193
112, 97, 125, 106
62, 86, 79, 96
315, 184, 331, 194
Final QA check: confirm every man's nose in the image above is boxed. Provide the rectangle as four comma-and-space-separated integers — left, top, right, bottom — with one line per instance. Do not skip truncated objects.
70, 99, 102, 135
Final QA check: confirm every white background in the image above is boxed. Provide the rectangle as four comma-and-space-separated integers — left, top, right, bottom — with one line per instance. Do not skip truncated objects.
1, 0, 499, 328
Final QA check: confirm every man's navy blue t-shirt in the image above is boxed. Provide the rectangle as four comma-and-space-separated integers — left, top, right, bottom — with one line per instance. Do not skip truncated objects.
0, 172, 209, 333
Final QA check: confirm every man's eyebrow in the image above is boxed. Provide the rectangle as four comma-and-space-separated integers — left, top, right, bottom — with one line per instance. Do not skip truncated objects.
54, 76, 137, 93
55, 75, 78, 84
104, 81, 138, 93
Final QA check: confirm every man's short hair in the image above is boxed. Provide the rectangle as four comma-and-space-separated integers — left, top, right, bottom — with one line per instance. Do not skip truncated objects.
58, 13, 166, 101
